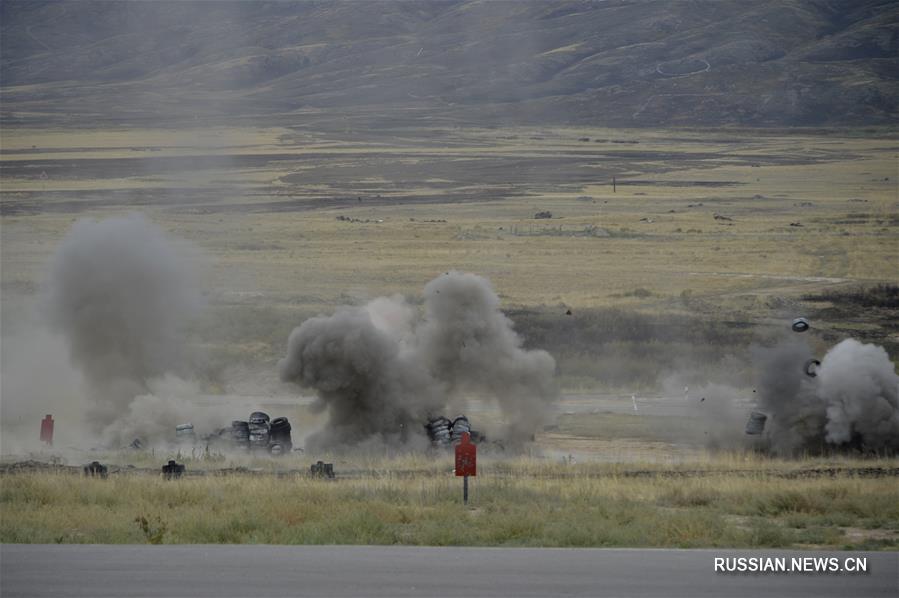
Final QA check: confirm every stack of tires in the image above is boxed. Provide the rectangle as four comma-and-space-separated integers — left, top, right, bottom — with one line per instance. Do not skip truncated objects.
231, 420, 250, 450
450, 415, 470, 441
426, 416, 452, 447
248, 411, 271, 451
745, 411, 767, 435
269, 417, 292, 454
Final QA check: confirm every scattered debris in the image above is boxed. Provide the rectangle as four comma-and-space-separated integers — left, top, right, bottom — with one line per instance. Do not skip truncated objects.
804, 358, 821, 378
791, 317, 810, 333
639, 217, 654, 223
161, 460, 185, 480
534, 211, 552, 219
336, 215, 383, 224
508, 224, 608, 238
83, 461, 108, 478
310, 461, 335, 478
745, 411, 768, 435
713, 213, 733, 221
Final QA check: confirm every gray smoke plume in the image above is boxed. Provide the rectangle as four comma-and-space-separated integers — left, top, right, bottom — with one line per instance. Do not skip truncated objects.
277, 308, 441, 448
99, 375, 226, 449
417, 273, 557, 440
279, 271, 558, 449
43, 214, 202, 431
755, 337, 898, 454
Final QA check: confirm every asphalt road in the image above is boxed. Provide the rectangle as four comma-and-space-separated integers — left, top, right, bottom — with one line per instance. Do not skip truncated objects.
2, 545, 896, 598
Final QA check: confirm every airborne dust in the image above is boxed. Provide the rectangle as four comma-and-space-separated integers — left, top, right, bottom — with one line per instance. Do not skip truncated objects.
1, 214, 896, 456
754, 337, 899, 454
278, 271, 559, 450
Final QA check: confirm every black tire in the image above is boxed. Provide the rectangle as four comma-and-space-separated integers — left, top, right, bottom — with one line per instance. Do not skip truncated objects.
270, 417, 291, 432
249, 411, 270, 424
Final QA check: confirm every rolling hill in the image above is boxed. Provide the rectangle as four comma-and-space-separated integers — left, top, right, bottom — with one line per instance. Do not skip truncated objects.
1, 0, 897, 128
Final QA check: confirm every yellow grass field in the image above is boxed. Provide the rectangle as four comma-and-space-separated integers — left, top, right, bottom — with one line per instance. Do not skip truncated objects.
2, 126, 896, 313
2, 126, 896, 383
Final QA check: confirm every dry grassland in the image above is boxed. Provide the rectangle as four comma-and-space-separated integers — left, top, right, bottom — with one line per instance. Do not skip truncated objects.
1, 453, 897, 549
2, 127, 896, 384
1, 126, 897, 548
2, 126, 896, 312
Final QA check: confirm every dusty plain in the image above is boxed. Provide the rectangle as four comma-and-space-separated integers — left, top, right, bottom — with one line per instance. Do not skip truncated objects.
1, 125, 897, 548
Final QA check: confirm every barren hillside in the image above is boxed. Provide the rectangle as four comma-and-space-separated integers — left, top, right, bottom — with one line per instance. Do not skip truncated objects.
2, 0, 897, 128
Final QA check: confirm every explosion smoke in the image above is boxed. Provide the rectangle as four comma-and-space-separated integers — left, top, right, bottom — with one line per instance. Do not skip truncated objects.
277, 308, 441, 448
755, 338, 899, 454
279, 272, 558, 449
417, 273, 557, 440
43, 214, 202, 433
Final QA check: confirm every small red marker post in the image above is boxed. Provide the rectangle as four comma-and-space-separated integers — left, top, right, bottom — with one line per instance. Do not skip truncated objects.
40, 415, 54, 446
455, 431, 476, 505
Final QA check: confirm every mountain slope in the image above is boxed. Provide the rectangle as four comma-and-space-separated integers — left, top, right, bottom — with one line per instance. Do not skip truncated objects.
1, 0, 896, 127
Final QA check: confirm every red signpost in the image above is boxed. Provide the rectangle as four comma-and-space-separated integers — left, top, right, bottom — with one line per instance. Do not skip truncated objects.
40, 415, 54, 446
455, 431, 476, 505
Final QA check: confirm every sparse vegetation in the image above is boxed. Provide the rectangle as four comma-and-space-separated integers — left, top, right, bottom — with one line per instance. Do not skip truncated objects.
2, 456, 897, 548
134, 513, 168, 544
2, 126, 896, 392
803, 284, 899, 309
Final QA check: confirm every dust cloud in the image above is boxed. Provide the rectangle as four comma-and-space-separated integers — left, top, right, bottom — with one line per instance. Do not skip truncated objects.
5, 214, 208, 449
756, 337, 899, 454
279, 271, 558, 450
